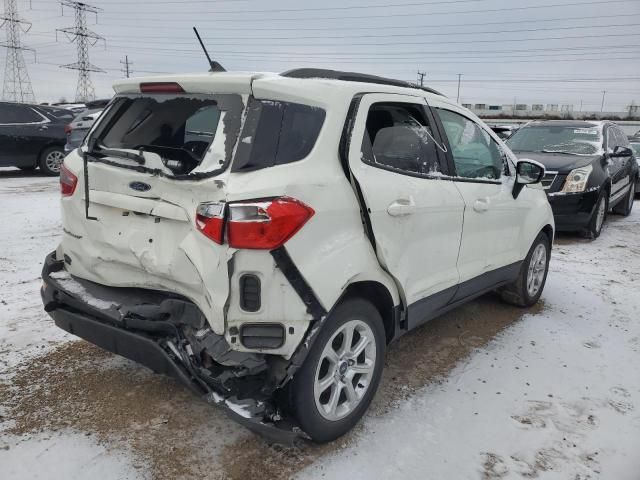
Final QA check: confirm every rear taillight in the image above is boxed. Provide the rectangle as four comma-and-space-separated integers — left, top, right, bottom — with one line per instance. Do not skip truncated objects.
140, 82, 185, 94
196, 202, 225, 244
60, 164, 78, 197
64, 124, 72, 135
227, 197, 314, 250
195, 197, 314, 250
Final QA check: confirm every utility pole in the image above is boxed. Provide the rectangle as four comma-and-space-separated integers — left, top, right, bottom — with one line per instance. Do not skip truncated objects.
456, 73, 462, 103
417, 71, 426, 87
57, 1, 105, 102
601, 90, 606, 113
120, 55, 132, 78
0, 0, 36, 103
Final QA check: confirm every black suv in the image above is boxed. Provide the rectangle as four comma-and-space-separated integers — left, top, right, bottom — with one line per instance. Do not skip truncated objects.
0, 102, 74, 175
507, 120, 638, 238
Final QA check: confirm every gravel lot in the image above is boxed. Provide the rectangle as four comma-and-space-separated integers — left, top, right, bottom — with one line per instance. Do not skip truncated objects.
1, 169, 638, 479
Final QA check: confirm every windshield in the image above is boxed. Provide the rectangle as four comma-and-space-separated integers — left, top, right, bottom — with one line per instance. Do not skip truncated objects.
88, 93, 243, 176
630, 143, 640, 157
507, 124, 603, 156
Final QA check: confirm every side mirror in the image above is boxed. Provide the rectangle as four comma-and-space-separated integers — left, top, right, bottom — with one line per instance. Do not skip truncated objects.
610, 146, 633, 158
513, 159, 545, 199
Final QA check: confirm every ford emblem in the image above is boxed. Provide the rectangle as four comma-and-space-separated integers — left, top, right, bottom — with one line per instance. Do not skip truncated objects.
129, 181, 151, 192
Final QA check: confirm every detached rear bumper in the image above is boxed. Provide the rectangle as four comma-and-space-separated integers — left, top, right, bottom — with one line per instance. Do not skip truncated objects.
40, 251, 299, 444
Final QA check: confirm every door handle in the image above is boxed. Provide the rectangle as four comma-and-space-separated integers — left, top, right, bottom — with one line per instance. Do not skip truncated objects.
387, 198, 416, 217
473, 197, 490, 213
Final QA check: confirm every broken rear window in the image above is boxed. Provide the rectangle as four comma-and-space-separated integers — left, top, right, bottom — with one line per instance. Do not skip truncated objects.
88, 93, 243, 176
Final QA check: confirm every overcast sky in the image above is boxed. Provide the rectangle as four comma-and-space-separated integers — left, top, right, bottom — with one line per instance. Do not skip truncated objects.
4, 0, 640, 111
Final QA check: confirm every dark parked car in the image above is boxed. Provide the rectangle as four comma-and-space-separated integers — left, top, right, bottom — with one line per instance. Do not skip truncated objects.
0, 102, 74, 175
507, 120, 638, 238
629, 139, 640, 193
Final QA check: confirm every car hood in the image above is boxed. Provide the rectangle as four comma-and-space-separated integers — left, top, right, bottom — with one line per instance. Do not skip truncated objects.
511, 151, 598, 173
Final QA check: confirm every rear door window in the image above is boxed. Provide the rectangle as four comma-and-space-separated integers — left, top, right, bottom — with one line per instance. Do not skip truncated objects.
360, 102, 444, 176
232, 100, 325, 172
0, 104, 44, 124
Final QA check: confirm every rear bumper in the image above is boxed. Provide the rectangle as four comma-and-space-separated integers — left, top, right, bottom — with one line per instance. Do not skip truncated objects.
547, 188, 600, 231
40, 251, 299, 443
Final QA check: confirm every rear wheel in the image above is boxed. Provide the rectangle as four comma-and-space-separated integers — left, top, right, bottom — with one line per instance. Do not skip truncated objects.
583, 191, 608, 239
291, 298, 385, 443
38, 146, 65, 176
612, 180, 635, 216
500, 232, 550, 307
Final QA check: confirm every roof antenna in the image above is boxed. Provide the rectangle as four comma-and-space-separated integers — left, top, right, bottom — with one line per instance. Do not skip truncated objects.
193, 27, 226, 72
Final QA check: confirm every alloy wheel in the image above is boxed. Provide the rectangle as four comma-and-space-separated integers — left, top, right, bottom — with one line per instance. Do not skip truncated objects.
526, 243, 547, 298
45, 150, 64, 173
313, 319, 377, 421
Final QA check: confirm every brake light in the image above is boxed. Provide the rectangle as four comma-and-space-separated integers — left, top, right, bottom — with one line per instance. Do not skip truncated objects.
196, 202, 225, 244
227, 197, 314, 249
60, 164, 78, 197
140, 82, 185, 94
64, 124, 72, 135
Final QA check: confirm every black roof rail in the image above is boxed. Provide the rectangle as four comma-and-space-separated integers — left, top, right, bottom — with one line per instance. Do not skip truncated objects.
280, 68, 444, 97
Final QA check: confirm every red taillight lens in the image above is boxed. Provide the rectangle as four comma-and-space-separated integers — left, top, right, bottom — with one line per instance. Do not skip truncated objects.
196, 202, 225, 244
140, 82, 185, 94
60, 164, 78, 197
227, 197, 314, 250
64, 124, 72, 135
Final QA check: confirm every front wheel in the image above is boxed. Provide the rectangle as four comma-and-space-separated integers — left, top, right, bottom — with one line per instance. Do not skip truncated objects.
39, 146, 65, 176
583, 192, 608, 239
291, 298, 386, 443
612, 180, 635, 217
500, 232, 550, 307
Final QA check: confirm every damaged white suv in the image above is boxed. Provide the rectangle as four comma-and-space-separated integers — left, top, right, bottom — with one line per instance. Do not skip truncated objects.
41, 69, 554, 443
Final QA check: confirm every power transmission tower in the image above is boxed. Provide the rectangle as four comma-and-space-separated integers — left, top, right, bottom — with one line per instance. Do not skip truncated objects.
417, 71, 426, 87
120, 55, 132, 78
57, 1, 104, 102
0, 0, 36, 103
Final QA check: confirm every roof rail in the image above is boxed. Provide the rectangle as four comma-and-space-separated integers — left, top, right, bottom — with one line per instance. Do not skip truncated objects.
280, 68, 444, 97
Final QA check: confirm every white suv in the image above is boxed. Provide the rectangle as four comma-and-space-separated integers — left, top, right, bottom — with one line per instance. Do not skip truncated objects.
41, 69, 554, 443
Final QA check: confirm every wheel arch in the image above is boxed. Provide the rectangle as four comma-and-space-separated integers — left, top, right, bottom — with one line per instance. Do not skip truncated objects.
339, 280, 400, 344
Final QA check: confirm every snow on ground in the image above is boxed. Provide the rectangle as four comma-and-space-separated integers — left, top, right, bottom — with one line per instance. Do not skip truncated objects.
0, 172, 69, 378
298, 214, 640, 479
1, 169, 639, 479
4, 431, 144, 480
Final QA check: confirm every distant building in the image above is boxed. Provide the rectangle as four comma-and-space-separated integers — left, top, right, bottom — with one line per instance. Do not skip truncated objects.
532, 104, 544, 111
474, 103, 487, 110
462, 103, 472, 109
561, 104, 574, 112
515, 104, 527, 111
546, 104, 559, 112
488, 105, 502, 111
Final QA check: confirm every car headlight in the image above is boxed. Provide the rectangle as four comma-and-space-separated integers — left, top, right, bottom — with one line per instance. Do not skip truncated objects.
561, 164, 593, 193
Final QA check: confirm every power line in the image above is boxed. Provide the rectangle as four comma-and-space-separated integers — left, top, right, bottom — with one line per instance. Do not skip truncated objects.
57, 1, 105, 102
88, 0, 638, 22
0, 0, 36, 103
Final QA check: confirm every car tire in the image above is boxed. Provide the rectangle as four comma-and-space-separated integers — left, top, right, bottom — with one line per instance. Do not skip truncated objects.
290, 298, 386, 443
583, 191, 608, 239
38, 146, 65, 176
612, 179, 635, 217
500, 232, 550, 308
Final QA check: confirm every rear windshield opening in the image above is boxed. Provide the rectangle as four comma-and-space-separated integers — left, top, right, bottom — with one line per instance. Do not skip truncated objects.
90, 94, 243, 176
